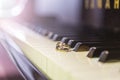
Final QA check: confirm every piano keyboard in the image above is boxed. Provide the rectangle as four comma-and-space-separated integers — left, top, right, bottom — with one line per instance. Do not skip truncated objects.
24, 19, 120, 62
0, 20, 120, 80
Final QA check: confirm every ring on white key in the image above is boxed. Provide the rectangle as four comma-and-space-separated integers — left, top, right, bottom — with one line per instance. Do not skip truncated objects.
56, 42, 71, 52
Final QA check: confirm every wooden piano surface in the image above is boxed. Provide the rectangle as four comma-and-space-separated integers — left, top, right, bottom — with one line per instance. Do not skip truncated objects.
0, 20, 120, 80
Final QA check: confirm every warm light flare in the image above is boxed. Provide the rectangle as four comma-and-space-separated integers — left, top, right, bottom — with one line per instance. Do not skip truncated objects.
0, 20, 26, 42
0, 0, 27, 18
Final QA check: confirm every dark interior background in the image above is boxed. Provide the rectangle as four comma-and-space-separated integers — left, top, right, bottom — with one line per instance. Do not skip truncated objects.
15, 0, 120, 38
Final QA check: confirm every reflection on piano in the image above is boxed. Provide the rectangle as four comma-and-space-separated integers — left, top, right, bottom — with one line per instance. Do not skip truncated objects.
0, 37, 24, 80
0, 0, 120, 80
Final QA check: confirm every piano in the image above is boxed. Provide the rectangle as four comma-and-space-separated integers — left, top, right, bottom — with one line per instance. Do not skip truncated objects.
0, 0, 120, 80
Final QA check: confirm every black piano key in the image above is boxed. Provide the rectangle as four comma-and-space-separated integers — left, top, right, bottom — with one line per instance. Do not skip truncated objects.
60, 35, 102, 46
46, 27, 82, 41
66, 35, 101, 42
60, 38, 103, 50
48, 32, 54, 39
58, 35, 112, 48
31, 22, 107, 42
99, 51, 109, 62
40, 29, 49, 36
55, 34, 81, 39
68, 39, 105, 48
61, 37, 70, 44
99, 49, 120, 62
73, 42, 90, 51
73, 42, 102, 52
33, 27, 42, 33
73, 42, 120, 52
87, 46, 120, 58
67, 40, 78, 48
52, 34, 63, 41
35, 27, 49, 36
51, 33, 84, 41
60, 36, 88, 44
87, 47, 97, 58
